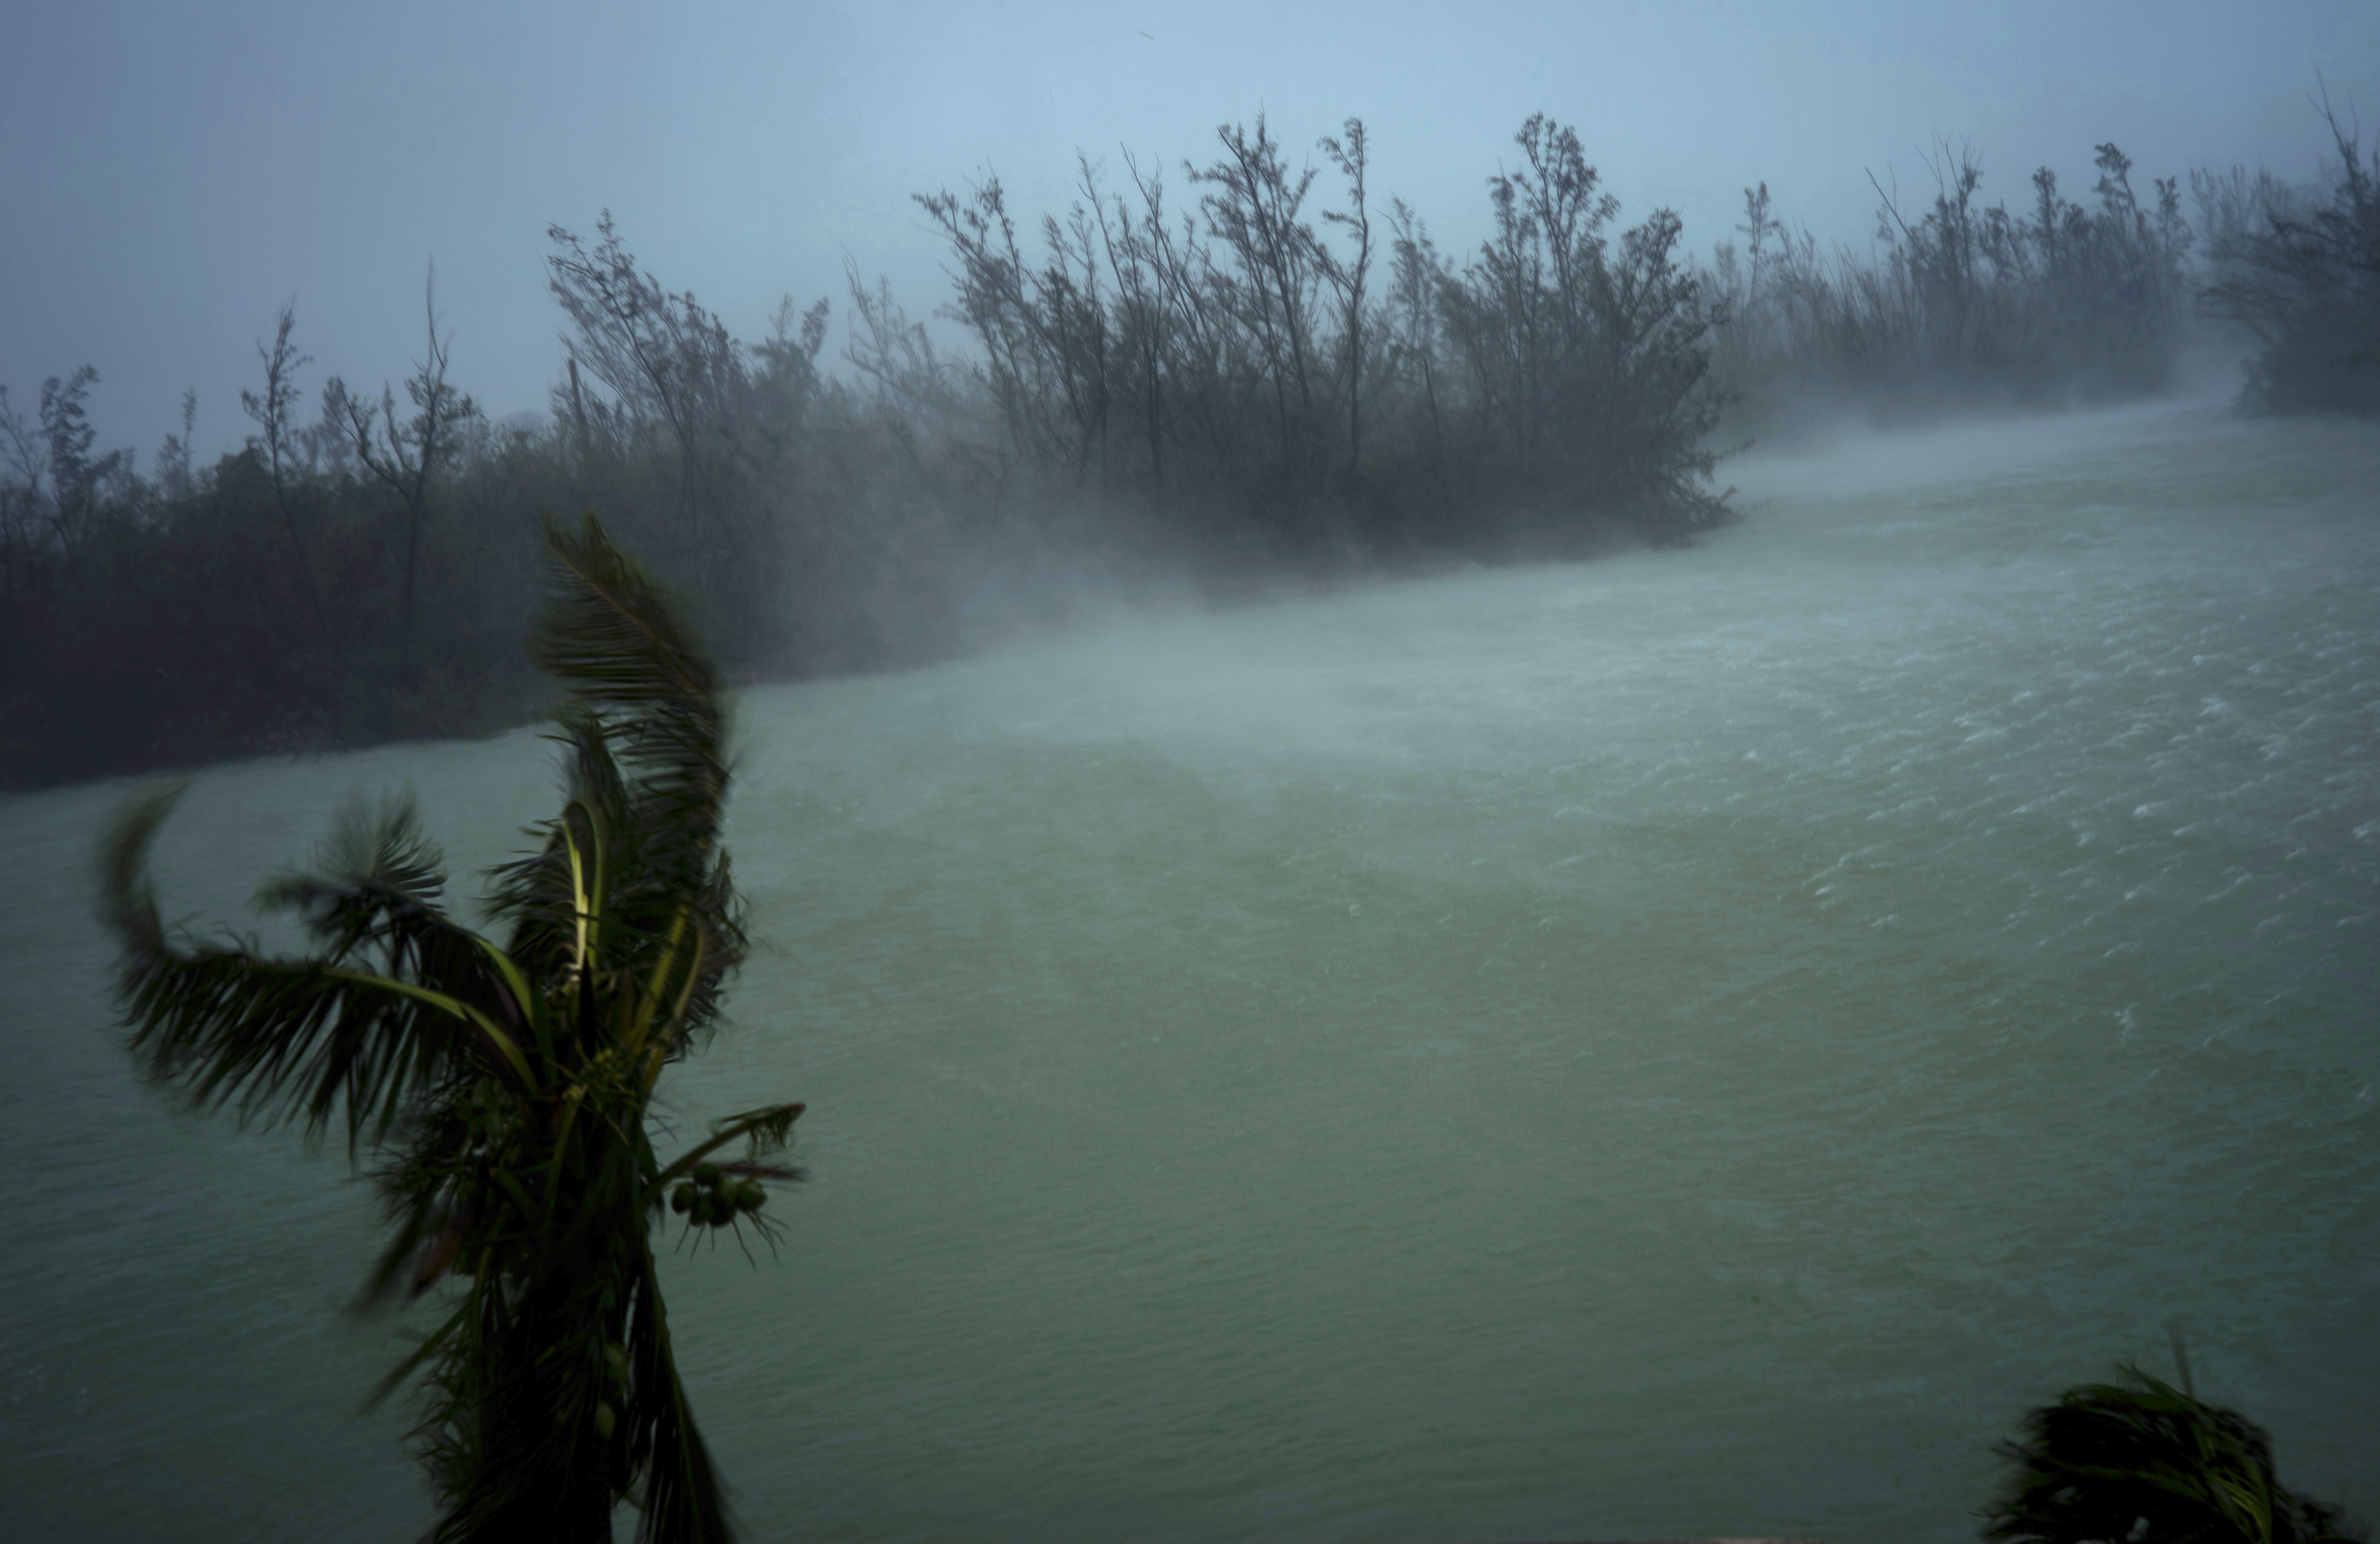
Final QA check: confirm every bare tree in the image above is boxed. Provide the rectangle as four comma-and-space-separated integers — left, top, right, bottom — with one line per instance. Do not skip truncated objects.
31, 367, 128, 556
1192, 115, 1335, 480
546, 214, 743, 549
918, 174, 1075, 475
154, 389, 198, 502
241, 302, 320, 612
0, 384, 47, 516
0, 385, 47, 623
1039, 157, 1117, 481
1319, 118, 1377, 477
335, 269, 479, 682
1095, 153, 1171, 501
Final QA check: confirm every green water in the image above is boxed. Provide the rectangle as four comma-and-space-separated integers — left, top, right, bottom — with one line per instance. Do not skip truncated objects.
3, 400, 2374, 1541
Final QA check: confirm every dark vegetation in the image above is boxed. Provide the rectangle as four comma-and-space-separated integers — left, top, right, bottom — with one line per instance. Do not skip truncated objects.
102, 516, 796, 1544
918, 112, 1729, 559
1983, 1355, 2362, 1544
1702, 94, 2380, 425
2197, 96, 2380, 413
7, 104, 2375, 790
1705, 140, 2199, 421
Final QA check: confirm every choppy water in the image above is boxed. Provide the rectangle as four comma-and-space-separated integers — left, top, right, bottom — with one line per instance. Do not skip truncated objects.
3, 399, 2375, 1543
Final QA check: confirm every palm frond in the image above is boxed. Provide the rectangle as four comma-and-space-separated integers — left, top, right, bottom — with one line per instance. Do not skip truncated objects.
530, 512, 728, 883
1982, 1363, 2365, 1544
486, 707, 623, 981
257, 795, 542, 1054
254, 791, 449, 950
97, 780, 194, 959
101, 786, 530, 1152
493, 519, 748, 1052
627, 1249, 734, 1544
654, 1103, 808, 1193
421, 1281, 622, 1544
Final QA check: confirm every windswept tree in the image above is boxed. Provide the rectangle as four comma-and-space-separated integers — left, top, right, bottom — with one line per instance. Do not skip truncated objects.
2201, 90, 2380, 413
242, 301, 321, 613
331, 270, 482, 683
1318, 117, 1378, 478
1439, 113, 1729, 539
1193, 113, 1334, 488
916, 110, 1729, 549
917, 171, 1098, 483
6, 365, 130, 558
100, 514, 800, 1544
154, 387, 198, 502
544, 215, 828, 667
546, 215, 745, 545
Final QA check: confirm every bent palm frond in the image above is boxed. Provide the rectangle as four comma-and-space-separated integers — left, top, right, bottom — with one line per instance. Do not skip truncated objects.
626, 1247, 732, 1544
253, 791, 451, 950
492, 514, 747, 1053
102, 786, 533, 1153
653, 1103, 807, 1194
531, 511, 727, 870
1982, 1364, 2364, 1544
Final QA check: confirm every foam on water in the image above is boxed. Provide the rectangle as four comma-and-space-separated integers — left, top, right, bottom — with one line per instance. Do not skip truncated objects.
2, 399, 2374, 1541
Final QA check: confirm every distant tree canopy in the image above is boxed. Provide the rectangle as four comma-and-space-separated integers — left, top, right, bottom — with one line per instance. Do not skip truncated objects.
2197, 97, 2380, 414
1702, 102, 2380, 423
1, 101, 2364, 790
917, 110, 1730, 551
1704, 138, 2198, 418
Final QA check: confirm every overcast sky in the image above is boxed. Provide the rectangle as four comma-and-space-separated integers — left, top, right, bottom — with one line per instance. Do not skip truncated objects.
6, 0, 2374, 459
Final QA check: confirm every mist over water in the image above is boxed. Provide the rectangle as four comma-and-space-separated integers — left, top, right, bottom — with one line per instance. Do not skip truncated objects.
3, 398, 2375, 1541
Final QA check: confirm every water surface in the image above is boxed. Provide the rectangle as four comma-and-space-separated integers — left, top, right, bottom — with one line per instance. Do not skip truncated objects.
4, 399, 2375, 1541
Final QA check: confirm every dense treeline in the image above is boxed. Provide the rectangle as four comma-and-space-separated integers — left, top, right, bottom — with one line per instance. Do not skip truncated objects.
5, 106, 2374, 790
0, 258, 1004, 788
919, 112, 1729, 554
1702, 102, 2380, 421
1705, 140, 2198, 418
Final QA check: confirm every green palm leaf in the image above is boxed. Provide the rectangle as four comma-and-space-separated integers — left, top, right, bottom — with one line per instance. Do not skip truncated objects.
101, 512, 797, 1544
1981, 1363, 2364, 1544
103, 786, 532, 1152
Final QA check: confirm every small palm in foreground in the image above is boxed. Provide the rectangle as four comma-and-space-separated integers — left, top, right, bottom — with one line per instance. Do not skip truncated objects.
1981, 1363, 2362, 1544
102, 514, 796, 1543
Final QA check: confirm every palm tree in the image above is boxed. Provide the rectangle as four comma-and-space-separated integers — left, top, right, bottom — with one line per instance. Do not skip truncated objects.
1981, 1362, 2362, 1544
100, 513, 799, 1543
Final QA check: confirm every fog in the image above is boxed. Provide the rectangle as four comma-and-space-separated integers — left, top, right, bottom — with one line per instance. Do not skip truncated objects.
5, 0, 2373, 447
4, 6, 2379, 1542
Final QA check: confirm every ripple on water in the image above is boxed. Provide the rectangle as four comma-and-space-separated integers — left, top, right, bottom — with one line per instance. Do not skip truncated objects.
1, 403, 2376, 1543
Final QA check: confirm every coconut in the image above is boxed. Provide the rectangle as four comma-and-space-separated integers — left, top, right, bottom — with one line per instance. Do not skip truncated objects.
692, 1162, 721, 1185
604, 1345, 629, 1385
594, 1400, 616, 1441
735, 1181, 766, 1211
670, 1183, 695, 1214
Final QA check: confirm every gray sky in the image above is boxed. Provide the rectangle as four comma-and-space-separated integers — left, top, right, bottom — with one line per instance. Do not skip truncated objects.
6, 0, 2374, 459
